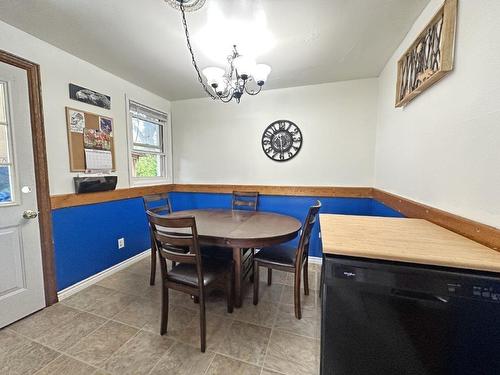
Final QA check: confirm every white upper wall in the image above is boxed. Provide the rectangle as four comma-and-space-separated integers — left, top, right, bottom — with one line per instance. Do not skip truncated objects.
172, 79, 378, 187
374, 0, 500, 228
0, 20, 172, 195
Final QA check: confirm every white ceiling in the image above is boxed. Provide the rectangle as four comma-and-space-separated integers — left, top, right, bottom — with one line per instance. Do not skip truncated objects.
0, 0, 429, 100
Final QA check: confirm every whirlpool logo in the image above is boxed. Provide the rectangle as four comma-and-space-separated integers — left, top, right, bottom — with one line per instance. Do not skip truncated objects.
334, 267, 358, 279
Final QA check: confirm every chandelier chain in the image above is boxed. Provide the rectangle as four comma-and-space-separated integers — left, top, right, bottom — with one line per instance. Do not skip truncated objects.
179, 1, 217, 100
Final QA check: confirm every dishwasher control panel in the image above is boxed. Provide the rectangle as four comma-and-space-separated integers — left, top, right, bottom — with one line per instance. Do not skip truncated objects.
446, 283, 500, 302
325, 256, 500, 303
472, 285, 500, 302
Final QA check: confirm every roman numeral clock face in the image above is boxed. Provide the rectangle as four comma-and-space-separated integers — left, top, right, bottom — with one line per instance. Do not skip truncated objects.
261, 120, 303, 162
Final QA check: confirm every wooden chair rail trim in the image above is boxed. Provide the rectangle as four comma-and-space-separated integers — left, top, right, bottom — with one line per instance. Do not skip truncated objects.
50, 183, 499, 251
172, 184, 373, 198
373, 189, 500, 251
50, 184, 373, 209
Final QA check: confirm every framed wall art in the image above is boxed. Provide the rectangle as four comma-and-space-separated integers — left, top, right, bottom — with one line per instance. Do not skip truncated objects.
395, 0, 457, 107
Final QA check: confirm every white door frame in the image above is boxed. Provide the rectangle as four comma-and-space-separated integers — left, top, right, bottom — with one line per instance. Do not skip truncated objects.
0, 49, 56, 306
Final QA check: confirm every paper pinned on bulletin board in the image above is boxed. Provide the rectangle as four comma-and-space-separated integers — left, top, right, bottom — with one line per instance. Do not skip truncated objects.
83, 128, 112, 150
83, 126, 113, 170
84, 149, 113, 170
99, 116, 113, 136
69, 109, 85, 133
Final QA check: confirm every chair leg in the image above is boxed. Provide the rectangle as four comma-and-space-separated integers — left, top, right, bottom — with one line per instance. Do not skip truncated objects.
253, 262, 260, 305
199, 293, 206, 353
303, 259, 310, 296
249, 249, 255, 283
227, 265, 234, 314
150, 245, 156, 286
267, 268, 272, 286
160, 286, 169, 335
294, 272, 302, 320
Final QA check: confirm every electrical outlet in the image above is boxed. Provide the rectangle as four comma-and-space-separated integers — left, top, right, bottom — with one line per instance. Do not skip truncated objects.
118, 238, 125, 249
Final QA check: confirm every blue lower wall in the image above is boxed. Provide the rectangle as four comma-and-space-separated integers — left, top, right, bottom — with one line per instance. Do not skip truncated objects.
52, 198, 150, 290
52, 192, 403, 291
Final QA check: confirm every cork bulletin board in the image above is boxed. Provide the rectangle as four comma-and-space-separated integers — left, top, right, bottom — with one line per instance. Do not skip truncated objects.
65, 107, 116, 172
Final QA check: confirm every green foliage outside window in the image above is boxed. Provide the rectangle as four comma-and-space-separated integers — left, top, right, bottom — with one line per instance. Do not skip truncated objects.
135, 154, 159, 177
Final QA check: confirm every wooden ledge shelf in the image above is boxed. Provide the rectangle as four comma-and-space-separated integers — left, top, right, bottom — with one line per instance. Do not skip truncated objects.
373, 189, 500, 251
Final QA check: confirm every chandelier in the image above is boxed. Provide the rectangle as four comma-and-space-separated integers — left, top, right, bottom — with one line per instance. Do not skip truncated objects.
165, 0, 272, 103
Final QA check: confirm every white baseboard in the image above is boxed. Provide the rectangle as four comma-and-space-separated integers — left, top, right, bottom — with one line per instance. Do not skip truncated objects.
308, 256, 322, 264
57, 249, 151, 301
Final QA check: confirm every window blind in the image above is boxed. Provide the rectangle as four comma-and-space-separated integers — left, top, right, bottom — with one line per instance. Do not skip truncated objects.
129, 101, 168, 124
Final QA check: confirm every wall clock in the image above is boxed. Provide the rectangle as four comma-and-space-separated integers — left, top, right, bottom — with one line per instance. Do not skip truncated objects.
261, 120, 302, 162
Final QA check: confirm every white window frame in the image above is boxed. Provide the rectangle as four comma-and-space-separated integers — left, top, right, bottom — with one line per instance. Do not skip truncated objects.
0, 80, 19, 206
126, 97, 172, 187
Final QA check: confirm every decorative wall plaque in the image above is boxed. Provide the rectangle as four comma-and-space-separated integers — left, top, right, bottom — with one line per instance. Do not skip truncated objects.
69, 83, 111, 110
395, 0, 457, 107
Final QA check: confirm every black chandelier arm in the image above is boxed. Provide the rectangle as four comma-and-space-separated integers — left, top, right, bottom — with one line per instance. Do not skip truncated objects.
179, 2, 218, 100
244, 84, 263, 96
218, 87, 235, 103
219, 94, 235, 103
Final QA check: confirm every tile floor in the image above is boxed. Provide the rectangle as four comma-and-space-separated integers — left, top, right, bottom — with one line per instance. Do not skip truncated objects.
0, 257, 321, 375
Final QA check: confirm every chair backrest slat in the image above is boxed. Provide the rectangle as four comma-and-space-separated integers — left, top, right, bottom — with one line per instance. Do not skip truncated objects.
148, 213, 193, 228
232, 191, 259, 211
154, 231, 195, 252
158, 247, 196, 264
296, 201, 322, 266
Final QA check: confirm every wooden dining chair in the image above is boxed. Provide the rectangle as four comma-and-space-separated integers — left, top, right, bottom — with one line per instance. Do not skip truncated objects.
232, 191, 259, 211
147, 212, 234, 352
253, 201, 321, 319
143, 193, 175, 286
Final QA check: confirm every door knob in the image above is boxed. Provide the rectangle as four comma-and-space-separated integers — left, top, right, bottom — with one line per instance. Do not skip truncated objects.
23, 210, 38, 219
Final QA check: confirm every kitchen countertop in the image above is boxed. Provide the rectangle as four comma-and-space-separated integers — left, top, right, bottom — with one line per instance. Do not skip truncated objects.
320, 214, 500, 273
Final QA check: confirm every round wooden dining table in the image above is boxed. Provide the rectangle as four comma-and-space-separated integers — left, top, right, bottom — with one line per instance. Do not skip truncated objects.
167, 209, 302, 307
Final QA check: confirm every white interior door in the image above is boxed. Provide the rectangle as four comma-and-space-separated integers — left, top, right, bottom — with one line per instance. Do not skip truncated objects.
0, 61, 45, 328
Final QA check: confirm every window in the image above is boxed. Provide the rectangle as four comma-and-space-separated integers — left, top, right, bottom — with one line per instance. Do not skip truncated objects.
0, 82, 15, 204
128, 101, 168, 184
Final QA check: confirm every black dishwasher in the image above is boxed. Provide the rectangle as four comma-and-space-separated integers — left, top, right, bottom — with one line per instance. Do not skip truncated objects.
321, 255, 500, 375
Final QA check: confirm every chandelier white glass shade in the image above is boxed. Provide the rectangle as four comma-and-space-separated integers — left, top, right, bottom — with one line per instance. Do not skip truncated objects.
202, 67, 225, 87
253, 64, 272, 84
233, 55, 255, 79
165, 0, 272, 104
201, 46, 271, 103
